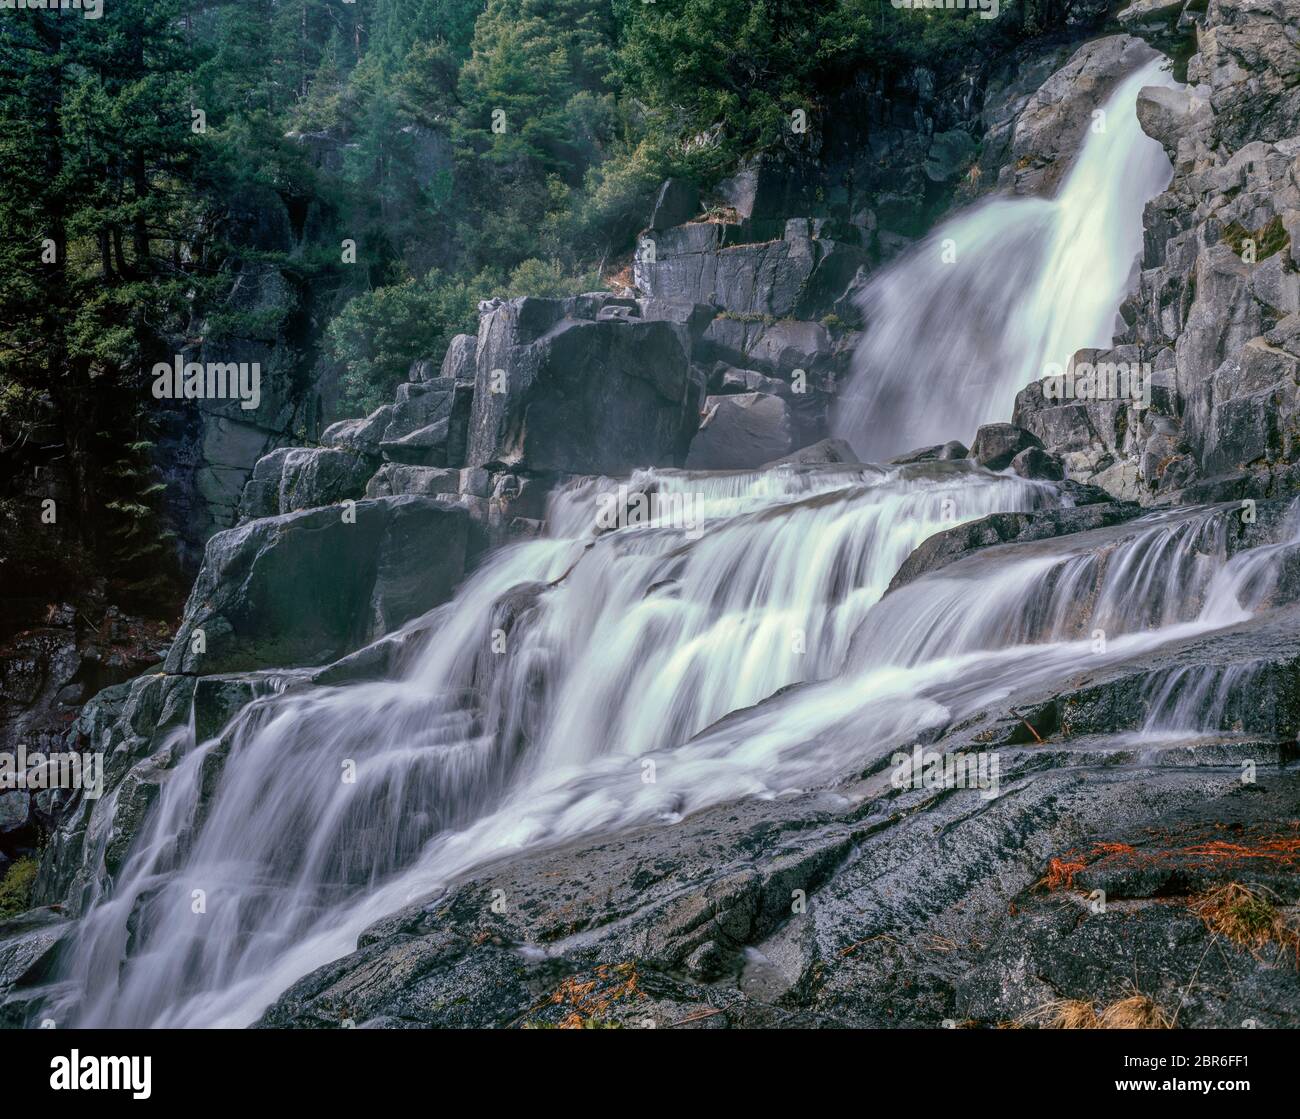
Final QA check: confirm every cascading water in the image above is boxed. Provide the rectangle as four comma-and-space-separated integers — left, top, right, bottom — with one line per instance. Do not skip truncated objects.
46, 463, 1056, 1027
36, 49, 1276, 1030
832, 56, 1180, 462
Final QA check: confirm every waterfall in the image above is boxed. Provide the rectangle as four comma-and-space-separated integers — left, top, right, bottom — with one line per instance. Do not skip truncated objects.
1139, 503, 1300, 735
35, 48, 1273, 1031
46, 463, 1055, 1027
832, 57, 1179, 461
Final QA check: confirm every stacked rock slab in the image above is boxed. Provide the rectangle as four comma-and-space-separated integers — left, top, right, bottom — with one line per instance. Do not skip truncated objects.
633, 213, 870, 467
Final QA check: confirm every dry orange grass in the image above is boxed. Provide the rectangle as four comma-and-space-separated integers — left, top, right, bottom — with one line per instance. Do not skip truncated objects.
1024, 993, 1172, 1029
1190, 882, 1300, 963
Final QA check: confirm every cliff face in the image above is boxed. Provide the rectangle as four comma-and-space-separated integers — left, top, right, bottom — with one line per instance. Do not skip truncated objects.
1017, 0, 1300, 504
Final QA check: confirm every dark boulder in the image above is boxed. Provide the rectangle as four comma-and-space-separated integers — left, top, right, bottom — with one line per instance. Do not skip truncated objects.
1011, 445, 1065, 480
467, 297, 696, 475
886, 502, 1143, 594
163, 496, 469, 675
890, 440, 969, 465
685, 393, 795, 471
762, 438, 861, 468
648, 179, 700, 231
0, 792, 30, 836
971, 423, 1044, 470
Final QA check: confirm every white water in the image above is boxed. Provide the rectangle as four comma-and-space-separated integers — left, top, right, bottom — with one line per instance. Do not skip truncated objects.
51, 464, 1055, 1027
832, 57, 1179, 461
42, 49, 1281, 1030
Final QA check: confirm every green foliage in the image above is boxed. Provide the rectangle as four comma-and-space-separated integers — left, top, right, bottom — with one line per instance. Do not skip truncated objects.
0, 0, 202, 610
612, 0, 1030, 173
325, 255, 601, 414
370, 0, 482, 69
0, 857, 38, 920
456, 0, 616, 170
326, 271, 487, 413
501, 258, 601, 298
1222, 216, 1291, 263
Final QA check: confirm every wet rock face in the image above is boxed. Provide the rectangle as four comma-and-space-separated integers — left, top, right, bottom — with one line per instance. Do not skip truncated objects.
685, 393, 795, 470
467, 296, 698, 476
958, 795, 1300, 1029
970, 423, 1043, 471
26, 672, 197, 915
885, 500, 1143, 593
163, 496, 469, 675
994, 34, 1160, 196
0, 908, 68, 1024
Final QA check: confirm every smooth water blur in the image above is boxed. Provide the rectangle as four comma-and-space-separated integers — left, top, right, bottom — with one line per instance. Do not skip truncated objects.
54, 476, 1300, 1027
50, 463, 1054, 1027
44, 49, 1277, 1031
833, 57, 1180, 461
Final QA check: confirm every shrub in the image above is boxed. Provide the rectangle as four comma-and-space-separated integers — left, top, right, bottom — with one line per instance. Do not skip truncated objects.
0, 857, 38, 920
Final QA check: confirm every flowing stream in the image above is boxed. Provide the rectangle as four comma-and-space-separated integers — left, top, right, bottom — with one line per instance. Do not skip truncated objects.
41, 50, 1291, 1029
832, 56, 1180, 461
